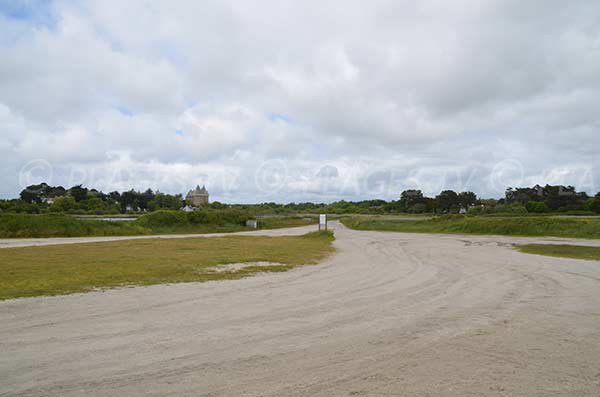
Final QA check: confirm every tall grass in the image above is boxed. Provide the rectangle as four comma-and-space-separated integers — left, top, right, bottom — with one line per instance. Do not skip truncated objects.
0, 213, 148, 238
257, 216, 317, 229
342, 215, 600, 239
135, 209, 251, 234
0, 209, 254, 238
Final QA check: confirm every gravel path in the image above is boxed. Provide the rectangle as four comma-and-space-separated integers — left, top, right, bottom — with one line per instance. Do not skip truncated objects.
1, 222, 600, 396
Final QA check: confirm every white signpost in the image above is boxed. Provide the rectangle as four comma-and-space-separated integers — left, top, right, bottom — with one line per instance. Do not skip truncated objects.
319, 214, 327, 231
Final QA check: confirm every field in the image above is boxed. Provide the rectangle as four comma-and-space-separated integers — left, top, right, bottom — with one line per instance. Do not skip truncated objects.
0, 213, 149, 238
341, 214, 600, 239
517, 244, 600, 261
0, 211, 316, 238
0, 231, 334, 300
256, 216, 317, 229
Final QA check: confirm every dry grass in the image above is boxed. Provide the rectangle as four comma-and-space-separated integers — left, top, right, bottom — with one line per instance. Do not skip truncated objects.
0, 231, 334, 300
516, 244, 600, 261
342, 215, 600, 239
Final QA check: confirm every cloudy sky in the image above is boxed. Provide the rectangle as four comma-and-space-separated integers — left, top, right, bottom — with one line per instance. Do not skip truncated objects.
1, 0, 599, 202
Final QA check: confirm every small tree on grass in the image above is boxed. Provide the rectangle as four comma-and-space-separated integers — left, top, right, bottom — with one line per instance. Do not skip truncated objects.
590, 196, 600, 214
436, 190, 460, 213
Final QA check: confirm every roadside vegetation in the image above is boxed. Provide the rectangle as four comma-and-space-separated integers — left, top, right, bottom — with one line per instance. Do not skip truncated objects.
3, 181, 600, 238
342, 215, 600, 239
0, 213, 149, 238
0, 230, 334, 300
5, 182, 600, 217
135, 208, 251, 234
257, 216, 317, 229
516, 244, 600, 261
0, 210, 319, 238
0, 210, 254, 238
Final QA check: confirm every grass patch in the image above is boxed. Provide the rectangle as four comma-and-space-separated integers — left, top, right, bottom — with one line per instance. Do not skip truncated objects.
0, 230, 334, 300
258, 216, 317, 229
516, 244, 600, 261
341, 215, 600, 239
0, 213, 150, 238
0, 211, 313, 238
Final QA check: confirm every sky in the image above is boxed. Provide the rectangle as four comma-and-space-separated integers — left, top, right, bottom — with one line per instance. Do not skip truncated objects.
1, 0, 599, 203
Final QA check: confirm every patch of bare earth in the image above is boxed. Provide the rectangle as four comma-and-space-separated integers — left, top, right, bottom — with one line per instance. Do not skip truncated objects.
208, 261, 285, 273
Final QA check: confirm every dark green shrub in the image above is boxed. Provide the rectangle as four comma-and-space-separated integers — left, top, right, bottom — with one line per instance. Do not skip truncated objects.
0, 213, 147, 238
135, 210, 189, 228
526, 201, 550, 213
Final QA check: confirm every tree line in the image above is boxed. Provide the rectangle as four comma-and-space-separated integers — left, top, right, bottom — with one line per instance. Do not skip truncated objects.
3, 183, 183, 214
1, 182, 600, 215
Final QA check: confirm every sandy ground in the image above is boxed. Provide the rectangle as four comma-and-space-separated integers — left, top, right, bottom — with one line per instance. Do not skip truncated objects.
1, 222, 600, 396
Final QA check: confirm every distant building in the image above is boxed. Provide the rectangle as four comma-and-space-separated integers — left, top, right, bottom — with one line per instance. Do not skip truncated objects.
558, 186, 576, 197
403, 190, 422, 198
181, 205, 195, 212
185, 185, 209, 206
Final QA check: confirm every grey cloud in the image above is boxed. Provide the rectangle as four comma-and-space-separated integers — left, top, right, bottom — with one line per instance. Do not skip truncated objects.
1, 0, 600, 200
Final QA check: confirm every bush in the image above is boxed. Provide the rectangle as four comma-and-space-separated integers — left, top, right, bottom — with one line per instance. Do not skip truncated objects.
495, 203, 527, 214
411, 203, 428, 213
187, 208, 251, 225
187, 210, 211, 224
590, 198, 600, 214
136, 210, 189, 228
49, 196, 78, 212
0, 213, 148, 238
136, 209, 252, 230
526, 201, 550, 213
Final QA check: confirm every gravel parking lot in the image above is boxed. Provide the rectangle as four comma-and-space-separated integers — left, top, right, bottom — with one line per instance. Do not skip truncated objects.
2, 221, 600, 396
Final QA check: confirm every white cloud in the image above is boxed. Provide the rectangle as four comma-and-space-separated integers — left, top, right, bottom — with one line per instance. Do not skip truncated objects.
1, 0, 600, 201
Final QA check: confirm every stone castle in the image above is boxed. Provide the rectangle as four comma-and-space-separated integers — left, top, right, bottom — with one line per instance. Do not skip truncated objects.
185, 185, 209, 206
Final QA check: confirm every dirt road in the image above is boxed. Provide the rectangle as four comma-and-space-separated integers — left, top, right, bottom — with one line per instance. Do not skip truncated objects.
0, 225, 317, 249
1, 222, 600, 396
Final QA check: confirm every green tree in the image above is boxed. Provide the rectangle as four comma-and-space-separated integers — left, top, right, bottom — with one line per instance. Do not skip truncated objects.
138, 189, 155, 210
458, 191, 477, 209
411, 203, 428, 213
19, 189, 39, 204
50, 196, 78, 212
590, 196, 600, 214
148, 193, 183, 211
436, 190, 459, 213
120, 190, 138, 212
399, 190, 424, 212
69, 185, 88, 202
19, 183, 51, 203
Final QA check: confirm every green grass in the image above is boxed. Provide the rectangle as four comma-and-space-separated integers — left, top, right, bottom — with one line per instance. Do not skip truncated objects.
135, 223, 248, 235
516, 244, 600, 261
0, 213, 150, 238
258, 216, 317, 229
0, 212, 315, 238
0, 230, 334, 300
341, 215, 600, 239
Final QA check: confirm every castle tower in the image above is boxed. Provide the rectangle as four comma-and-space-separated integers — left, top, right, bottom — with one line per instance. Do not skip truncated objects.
185, 185, 209, 206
